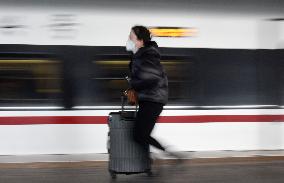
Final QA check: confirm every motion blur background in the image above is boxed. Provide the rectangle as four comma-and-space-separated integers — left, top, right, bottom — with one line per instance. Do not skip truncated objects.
0, 0, 283, 155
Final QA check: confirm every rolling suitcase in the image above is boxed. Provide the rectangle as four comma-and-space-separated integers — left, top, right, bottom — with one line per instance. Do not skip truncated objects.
107, 95, 152, 179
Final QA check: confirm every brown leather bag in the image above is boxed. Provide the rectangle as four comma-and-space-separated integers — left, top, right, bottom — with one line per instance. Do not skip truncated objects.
124, 88, 138, 106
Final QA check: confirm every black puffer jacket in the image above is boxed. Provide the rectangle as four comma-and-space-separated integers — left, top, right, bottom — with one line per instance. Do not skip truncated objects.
129, 41, 168, 104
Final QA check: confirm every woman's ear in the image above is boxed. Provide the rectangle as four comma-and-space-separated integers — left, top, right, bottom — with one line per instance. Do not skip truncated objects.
136, 39, 144, 48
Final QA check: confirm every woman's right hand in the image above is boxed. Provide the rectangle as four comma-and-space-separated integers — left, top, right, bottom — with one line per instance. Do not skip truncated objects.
125, 76, 131, 82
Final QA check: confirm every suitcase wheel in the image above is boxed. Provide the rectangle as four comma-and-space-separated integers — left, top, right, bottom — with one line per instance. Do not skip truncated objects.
109, 170, 117, 179
145, 169, 153, 177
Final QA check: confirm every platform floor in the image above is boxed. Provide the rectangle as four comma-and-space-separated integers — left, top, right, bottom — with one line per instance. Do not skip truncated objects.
1, 150, 284, 163
0, 156, 284, 183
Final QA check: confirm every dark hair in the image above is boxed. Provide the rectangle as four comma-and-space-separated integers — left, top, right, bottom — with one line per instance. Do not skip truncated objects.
131, 25, 152, 46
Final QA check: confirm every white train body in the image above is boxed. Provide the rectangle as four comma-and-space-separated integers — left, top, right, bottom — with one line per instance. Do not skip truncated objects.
0, 2, 283, 155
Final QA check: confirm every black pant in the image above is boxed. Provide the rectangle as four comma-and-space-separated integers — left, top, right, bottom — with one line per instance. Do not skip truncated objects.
133, 101, 165, 151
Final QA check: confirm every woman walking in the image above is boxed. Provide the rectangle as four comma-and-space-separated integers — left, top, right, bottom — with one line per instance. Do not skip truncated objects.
126, 25, 169, 154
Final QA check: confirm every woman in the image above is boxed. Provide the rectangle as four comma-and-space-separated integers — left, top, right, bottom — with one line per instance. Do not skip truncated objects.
126, 25, 168, 153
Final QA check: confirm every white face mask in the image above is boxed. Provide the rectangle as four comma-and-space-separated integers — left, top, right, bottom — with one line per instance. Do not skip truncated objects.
126, 39, 137, 53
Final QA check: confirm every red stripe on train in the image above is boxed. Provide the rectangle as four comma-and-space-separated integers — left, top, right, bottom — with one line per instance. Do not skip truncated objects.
0, 115, 283, 125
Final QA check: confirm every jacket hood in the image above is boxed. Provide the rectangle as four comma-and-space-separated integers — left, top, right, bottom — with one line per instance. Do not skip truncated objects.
134, 41, 160, 58
145, 41, 158, 48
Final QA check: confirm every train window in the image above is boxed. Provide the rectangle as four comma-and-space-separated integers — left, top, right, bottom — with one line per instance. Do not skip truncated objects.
161, 58, 198, 105
198, 50, 283, 108
0, 58, 63, 108
91, 56, 130, 105
89, 55, 199, 106
278, 55, 284, 106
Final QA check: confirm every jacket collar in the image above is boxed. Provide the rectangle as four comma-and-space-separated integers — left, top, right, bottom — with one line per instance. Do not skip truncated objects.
133, 45, 160, 58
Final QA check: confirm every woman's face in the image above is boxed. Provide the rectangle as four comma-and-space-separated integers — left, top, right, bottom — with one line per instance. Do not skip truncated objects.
129, 30, 144, 49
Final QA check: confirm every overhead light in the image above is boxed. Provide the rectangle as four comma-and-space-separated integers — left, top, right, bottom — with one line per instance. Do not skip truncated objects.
149, 27, 198, 37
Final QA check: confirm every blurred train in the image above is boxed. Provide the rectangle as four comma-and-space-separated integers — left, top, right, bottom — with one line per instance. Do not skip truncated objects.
0, 2, 284, 155
0, 44, 283, 154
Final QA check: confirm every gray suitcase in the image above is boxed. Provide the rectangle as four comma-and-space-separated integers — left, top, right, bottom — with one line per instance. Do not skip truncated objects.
107, 97, 152, 179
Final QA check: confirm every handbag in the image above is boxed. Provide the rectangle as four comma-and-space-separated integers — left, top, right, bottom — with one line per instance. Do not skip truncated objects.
124, 88, 138, 106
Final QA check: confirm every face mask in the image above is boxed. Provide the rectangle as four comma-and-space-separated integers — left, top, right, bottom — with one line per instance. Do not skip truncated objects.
126, 39, 137, 53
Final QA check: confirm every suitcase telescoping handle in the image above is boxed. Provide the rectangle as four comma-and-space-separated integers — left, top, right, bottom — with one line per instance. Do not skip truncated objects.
121, 76, 129, 112
121, 93, 126, 112
121, 93, 138, 114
